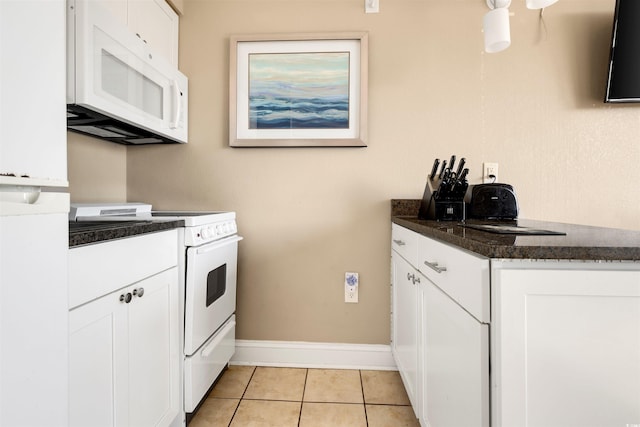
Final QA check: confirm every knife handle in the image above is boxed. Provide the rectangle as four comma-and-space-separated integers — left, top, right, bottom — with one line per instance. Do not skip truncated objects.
438, 160, 447, 179
429, 159, 440, 180
459, 168, 469, 183
456, 158, 466, 178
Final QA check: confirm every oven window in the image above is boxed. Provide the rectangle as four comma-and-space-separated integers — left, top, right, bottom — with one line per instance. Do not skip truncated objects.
206, 264, 227, 307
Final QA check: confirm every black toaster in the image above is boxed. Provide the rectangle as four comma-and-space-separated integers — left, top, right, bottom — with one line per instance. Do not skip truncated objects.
469, 183, 519, 220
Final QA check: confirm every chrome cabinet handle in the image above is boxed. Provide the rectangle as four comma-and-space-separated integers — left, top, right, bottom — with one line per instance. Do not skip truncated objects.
424, 260, 447, 274
120, 292, 132, 304
393, 239, 406, 246
133, 288, 145, 298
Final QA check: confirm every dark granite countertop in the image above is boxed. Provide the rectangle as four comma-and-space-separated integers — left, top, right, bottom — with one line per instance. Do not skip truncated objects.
69, 220, 184, 247
391, 199, 640, 261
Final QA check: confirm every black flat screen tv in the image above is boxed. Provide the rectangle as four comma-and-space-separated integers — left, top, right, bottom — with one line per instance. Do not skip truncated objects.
605, 0, 640, 102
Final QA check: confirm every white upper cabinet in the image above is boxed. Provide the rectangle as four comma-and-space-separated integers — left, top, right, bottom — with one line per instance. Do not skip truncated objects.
95, 0, 127, 22
93, 0, 179, 66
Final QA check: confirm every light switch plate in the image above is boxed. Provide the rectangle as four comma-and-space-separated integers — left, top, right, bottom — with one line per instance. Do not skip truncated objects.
365, 0, 379, 13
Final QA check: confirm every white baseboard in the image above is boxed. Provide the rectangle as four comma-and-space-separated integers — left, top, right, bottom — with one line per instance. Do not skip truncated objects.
230, 340, 397, 371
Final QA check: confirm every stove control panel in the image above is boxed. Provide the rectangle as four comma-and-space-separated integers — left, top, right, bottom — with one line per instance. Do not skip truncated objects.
185, 220, 237, 246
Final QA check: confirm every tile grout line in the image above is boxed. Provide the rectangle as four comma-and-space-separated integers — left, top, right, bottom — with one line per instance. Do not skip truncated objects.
227, 365, 257, 427
297, 368, 309, 427
360, 370, 369, 427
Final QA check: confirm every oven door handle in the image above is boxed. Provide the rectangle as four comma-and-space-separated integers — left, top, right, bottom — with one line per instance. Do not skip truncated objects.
196, 235, 244, 254
201, 318, 236, 358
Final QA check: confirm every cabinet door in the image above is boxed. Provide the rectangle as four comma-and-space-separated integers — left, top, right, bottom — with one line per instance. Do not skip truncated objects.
493, 267, 640, 427
93, 0, 128, 24
128, 0, 179, 66
391, 252, 419, 410
70, 267, 179, 427
129, 267, 180, 427
422, 278, 489, 427
69, 290, 129, 427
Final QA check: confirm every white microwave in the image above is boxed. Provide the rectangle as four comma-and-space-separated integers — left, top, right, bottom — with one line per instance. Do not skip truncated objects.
66, 0, 188, 145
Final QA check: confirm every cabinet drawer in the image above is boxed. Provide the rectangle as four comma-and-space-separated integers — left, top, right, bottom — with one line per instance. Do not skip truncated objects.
417, 235, 490, 322
69, 230, 178, 309
391, 223, 418, 266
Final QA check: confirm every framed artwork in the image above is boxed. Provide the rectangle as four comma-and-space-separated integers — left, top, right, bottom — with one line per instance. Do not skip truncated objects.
229, 32, 368, 147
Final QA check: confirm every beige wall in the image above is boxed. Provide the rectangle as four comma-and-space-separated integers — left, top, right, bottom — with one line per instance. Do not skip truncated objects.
69, 0, 640, 345
68, 132, 127, 203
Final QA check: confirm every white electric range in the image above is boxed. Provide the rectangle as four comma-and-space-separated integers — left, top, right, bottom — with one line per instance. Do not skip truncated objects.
70, 203, 242, 424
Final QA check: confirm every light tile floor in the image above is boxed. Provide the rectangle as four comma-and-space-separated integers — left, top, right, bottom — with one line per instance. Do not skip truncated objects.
189, 366, 420, 427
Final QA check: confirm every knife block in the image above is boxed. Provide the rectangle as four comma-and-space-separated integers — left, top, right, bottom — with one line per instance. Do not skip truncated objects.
418, 181, 437, 220
418, 180, 467, 221
434, 200, 465, 221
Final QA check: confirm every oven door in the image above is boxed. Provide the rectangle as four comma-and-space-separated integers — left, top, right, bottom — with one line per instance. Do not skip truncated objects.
184, 235, 242, 356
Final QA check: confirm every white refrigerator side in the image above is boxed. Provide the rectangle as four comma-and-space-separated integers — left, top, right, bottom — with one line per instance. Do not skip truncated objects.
0, 0, 67, 185
0, 194, 70, 427
0, 1, 69, 426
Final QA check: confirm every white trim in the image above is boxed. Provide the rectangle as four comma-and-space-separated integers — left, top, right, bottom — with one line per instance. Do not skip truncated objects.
230, 340, 397, 371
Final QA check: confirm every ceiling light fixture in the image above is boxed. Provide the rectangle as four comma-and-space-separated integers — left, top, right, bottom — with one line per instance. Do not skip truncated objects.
483, 0, 511, 53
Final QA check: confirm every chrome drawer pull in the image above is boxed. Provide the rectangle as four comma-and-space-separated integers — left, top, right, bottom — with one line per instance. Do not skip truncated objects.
393, 239, 406, 246
424, 260, 447, 274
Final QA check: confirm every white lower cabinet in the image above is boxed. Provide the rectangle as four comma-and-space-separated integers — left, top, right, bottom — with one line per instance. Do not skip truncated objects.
391, 236, 489, 427
421, 278, 489, 427
492, 265, 640, 427
69, 284, 129, 427
128, 268, 179, 427
392, 223, 640, 427
391, 252, 419, 413
69, 231, 180, 427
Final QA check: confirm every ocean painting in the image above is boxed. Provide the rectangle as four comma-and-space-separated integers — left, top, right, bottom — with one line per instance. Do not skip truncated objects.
248, 52, 350, 129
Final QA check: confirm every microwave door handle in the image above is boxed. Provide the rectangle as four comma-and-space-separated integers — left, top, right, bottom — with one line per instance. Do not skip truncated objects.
170, 80, 181, 129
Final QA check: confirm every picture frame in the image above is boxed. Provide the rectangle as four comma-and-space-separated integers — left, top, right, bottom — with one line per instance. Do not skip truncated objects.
229, 32, 368, 147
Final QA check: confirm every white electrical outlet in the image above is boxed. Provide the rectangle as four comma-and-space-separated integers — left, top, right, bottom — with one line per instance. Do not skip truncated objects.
483, 162, 499, 183
345, 272, 359, 303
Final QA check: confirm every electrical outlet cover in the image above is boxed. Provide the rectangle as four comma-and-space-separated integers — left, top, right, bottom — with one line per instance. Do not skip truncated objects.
483, 162, 499, 183
345, 272, 359, 303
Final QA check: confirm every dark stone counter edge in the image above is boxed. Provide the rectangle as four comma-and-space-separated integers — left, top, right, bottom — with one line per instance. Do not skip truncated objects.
69, 220, 184, 247
391, 199, 640, 261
